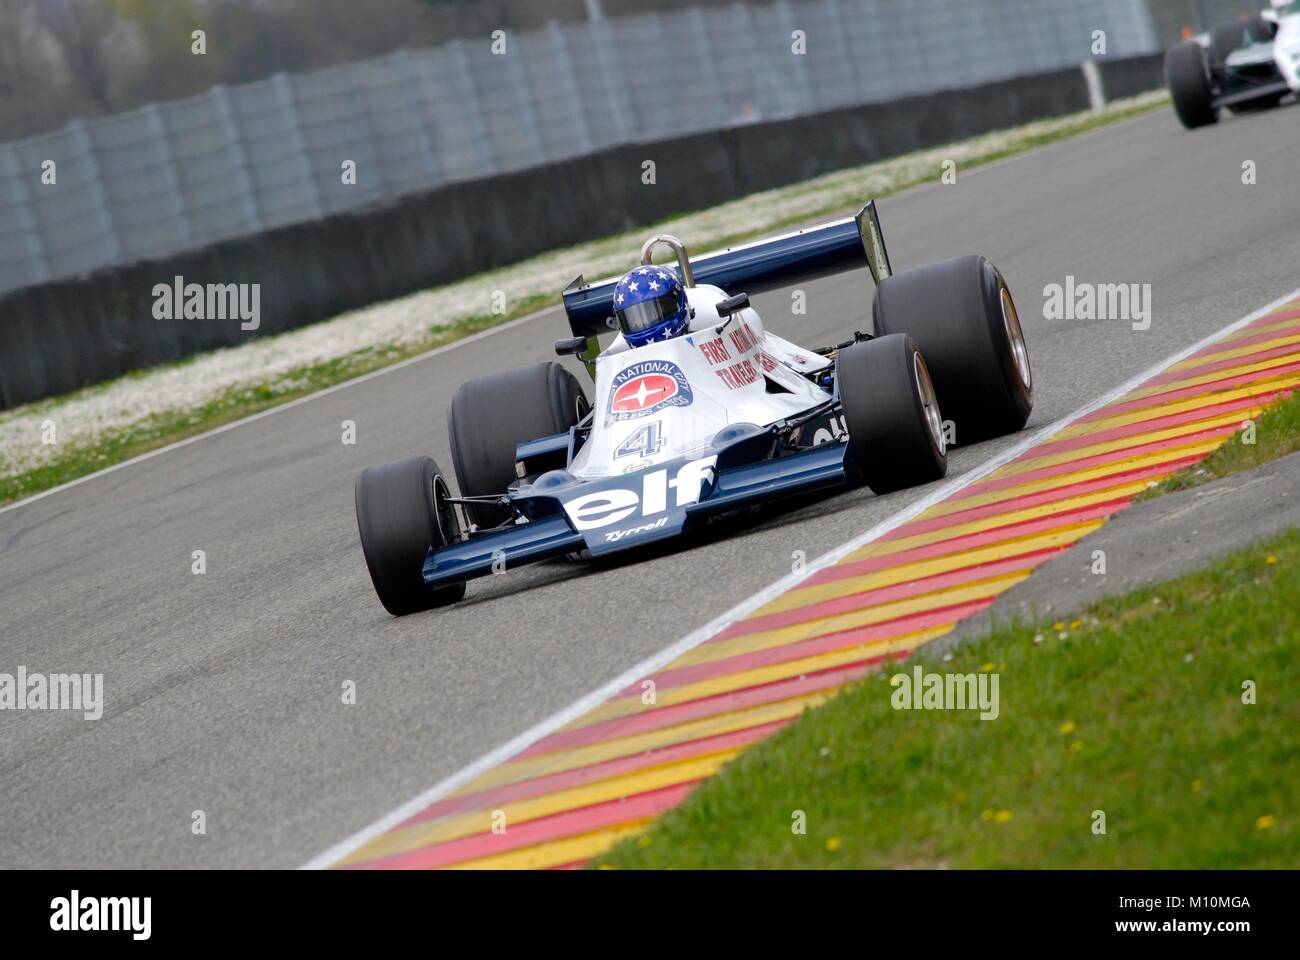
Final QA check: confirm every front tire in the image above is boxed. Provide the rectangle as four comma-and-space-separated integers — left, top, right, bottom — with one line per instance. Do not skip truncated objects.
1165, 42, 1219, 129
447, 362, 588, 529
838, 334, 947, 495
872, 256, 1033, 444
355, 455, 465, 616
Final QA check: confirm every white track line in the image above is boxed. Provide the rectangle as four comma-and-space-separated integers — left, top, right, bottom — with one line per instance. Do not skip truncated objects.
302, 283, 1300, 869
0, 306, 562, 520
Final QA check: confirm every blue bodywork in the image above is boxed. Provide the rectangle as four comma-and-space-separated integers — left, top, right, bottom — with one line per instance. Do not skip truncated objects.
422, 433, 852, 588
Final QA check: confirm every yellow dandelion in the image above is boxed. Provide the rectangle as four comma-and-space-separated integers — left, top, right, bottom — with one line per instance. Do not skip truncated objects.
1053, 621, 1066, 631
981, 661, 996, 673
1070, 740, 1084, 753
1265, 555, 1278, 565
1256, 814, 1277, 831
1059, 720, 1077, 735
981, 809, 995, 821
994, 810, 1012, 823
825, 836, 842, 852
1069, 619, 1082, 629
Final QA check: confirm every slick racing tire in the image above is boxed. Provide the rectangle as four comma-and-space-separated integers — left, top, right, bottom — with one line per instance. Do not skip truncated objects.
448, 361, 589, 529
1209, 22, 1246, 71
355, 455, 466, 617
1246, 13, 1278, 42
1165, 41, 1219, 129
838, 334, 947, 495
871, 255, 1033, 444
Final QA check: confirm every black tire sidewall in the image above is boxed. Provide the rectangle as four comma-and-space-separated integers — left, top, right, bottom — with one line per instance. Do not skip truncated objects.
872, 256, 1032, 444
355, 455, 465, 616
1165, 42, 1217, 129
838, 334, 947, 495
447, 362, 588, 529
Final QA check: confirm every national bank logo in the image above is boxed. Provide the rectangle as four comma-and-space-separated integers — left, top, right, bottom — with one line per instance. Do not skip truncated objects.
608, 360, 693, 421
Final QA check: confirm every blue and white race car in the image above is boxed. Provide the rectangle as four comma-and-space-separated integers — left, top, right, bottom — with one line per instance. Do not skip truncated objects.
354, 201, 1033, 615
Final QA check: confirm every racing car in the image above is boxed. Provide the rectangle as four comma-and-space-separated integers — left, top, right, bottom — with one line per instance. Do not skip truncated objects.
353, 201, 1033, 615
1165, 0, 1300, 129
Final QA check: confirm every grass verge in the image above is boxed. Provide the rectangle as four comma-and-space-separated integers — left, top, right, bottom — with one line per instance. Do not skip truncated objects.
0, 93, 1168, 507
1139, 388, 1300, 500
596, 528, 1300, 869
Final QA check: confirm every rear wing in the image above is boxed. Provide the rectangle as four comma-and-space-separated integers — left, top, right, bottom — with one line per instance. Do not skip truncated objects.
561, 200, 893, 341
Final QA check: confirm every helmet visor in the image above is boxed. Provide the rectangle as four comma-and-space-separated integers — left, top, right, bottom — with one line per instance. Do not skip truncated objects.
616, 292, 681, 335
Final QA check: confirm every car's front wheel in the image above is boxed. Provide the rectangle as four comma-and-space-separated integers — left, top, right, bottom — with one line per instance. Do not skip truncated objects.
355, 455, 465, 616
838, 334, 947, 495
1165, 41, 1219, 129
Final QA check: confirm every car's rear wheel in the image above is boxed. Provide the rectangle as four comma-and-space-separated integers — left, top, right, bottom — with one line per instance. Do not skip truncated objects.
871, 255, 1033, 444
838, 334, 947, 495
448, 361, 589, 529
1165, 41, 1219, 129
355, 455, 465, 616
1246, 13, 1278, 42
1209, 22, 1247, 71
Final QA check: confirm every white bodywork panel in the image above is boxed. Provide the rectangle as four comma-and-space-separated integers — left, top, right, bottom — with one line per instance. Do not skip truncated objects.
1224, 9, 1300, 92
568, 284, 834, 479
1273, 13, 1300, 91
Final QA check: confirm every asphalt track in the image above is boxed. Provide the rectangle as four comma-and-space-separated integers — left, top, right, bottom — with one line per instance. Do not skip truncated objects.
3, 103, 1300, 868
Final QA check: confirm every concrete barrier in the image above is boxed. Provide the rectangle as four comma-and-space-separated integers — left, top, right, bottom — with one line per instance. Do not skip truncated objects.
0, 57, 1162, 411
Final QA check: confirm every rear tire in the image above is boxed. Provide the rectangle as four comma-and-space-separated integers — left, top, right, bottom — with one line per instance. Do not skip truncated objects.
838, 334, 947, 495
1165, 42, 1219, 129
355, 456, 465, 616
872, 256, 1033, 444
448, 361, 588, 529
1209, 22, 1246, 71
1246, 13, 1278, 43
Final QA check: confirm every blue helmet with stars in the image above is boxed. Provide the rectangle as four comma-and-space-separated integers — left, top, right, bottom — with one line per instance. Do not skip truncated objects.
613, 266, 689, 347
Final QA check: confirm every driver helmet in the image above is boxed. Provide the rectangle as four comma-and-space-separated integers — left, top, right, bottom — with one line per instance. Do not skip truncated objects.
613, 266, 689, 347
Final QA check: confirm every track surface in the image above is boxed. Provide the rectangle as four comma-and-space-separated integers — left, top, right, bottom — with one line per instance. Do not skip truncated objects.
3, 105, 1300, 868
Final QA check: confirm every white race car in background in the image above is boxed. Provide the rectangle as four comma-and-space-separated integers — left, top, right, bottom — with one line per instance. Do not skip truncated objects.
1166, 0, 1300, 128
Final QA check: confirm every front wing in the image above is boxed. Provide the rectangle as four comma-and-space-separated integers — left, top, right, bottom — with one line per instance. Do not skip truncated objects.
421, 438, 852, 588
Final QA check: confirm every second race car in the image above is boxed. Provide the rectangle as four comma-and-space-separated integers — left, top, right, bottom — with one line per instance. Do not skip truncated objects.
1165, 0, 1300, 128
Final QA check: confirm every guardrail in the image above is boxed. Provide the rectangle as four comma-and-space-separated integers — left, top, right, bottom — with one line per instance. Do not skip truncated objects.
0, 0, 1158, 299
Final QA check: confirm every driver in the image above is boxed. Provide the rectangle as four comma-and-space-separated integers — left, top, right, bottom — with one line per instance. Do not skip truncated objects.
612, 266, 690, 347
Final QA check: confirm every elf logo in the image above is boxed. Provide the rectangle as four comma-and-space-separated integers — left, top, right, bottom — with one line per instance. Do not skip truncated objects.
608, 360, 693, 420
564, 457, 717, 531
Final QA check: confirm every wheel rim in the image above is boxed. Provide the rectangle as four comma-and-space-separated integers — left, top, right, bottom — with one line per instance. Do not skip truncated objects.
1000, 286, 1032, 392
432, 474, 459, 545
914, 351, 945, 456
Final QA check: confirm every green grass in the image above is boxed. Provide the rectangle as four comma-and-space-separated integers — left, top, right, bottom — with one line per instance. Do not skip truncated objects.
0, 305, 540, 505
0, 94, 1167, 507
596, 529, 1300, 869
1140, 388, 1300, 500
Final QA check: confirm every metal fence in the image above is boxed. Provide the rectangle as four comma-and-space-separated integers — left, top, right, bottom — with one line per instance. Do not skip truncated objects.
0, 0, 1158, 298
